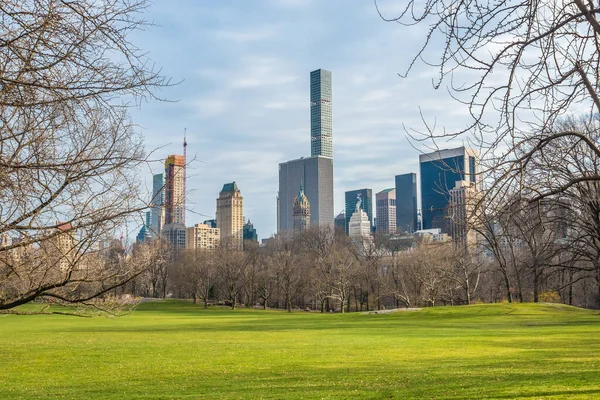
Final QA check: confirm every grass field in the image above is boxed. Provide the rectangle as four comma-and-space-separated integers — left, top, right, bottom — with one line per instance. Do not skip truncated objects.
1, 301, 600, 399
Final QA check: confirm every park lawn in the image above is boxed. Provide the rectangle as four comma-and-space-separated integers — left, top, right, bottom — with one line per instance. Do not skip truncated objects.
1, 302, 599, 399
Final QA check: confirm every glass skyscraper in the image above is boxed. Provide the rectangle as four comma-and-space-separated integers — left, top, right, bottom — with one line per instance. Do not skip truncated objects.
395, 173, 417, 234
419, 147, 479, 233
310, 69, 332, 158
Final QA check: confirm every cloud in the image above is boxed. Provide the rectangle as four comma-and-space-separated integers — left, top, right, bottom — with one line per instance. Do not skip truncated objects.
214, 25, 280, 43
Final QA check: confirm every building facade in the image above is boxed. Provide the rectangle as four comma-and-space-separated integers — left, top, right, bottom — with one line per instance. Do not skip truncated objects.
243, 221, 258, 243
334, 210, 346, 234
376, 188, 396, 235
420, 147, 479, 233
349, 208, 371, 240
186, 223, 220, 250
310, 69, 332, 158
293, 185, 311, 231
216, 182, 244, 250
278, 156, 334, 232
448, 180, 480, 249
162, 223, 186, 251
395, 173, 418, 234
345, 189, 372, 235
164, 155, 185, 226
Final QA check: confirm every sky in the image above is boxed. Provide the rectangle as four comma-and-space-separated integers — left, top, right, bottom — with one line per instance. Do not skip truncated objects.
129, 0, 471, 239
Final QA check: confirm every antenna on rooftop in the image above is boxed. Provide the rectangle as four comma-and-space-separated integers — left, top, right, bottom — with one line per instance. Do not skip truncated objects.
183, 128, 187, 225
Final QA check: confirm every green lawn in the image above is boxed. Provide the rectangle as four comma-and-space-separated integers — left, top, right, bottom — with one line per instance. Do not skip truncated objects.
1, 301, 599, 399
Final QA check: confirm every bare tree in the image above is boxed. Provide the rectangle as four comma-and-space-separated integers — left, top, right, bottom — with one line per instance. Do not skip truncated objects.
270, 233, 305, 312
177, 249, 217, 308
0, 1, 169, 311
215, 245, 248, 310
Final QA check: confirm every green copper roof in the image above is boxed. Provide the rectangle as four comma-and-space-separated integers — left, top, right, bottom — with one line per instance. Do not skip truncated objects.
221, 181, 239, 193
380, 188, 394, 193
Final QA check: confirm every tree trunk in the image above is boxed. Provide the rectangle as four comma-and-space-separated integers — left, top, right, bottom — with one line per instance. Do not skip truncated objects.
503, 272, 513, 303
533, 265, 539, 303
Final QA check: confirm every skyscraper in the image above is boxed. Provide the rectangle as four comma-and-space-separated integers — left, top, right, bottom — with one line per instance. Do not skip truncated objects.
345, 189, 372, 235
395, 173, 418, 234
376, 188, 396, 235
293, 184, 310, 231
334, 210, 346, 234
164, 155, 185, 226
186, 223, 220, 250
150, 173, 164, 237
216, 182, 244, 250
277, 69, 334, 232
310, 69, 332, 158
162, 137, 187, 253
243, 220, 258, 243
448, 180, 480, 249
278, 157, 333, 231
420, 147, 479, 233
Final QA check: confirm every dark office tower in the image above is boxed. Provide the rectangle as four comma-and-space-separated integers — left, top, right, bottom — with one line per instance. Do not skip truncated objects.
344, 189, 373, 235
310, 69, 332, 158
395, 173, 418, 234
419, 147, 479, 233
334, 210, 346, 234
243, 220, 258, 243
278, 156, 334, 232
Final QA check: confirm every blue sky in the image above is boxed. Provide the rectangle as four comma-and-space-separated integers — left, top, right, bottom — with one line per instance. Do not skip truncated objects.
130, 0, 469, 239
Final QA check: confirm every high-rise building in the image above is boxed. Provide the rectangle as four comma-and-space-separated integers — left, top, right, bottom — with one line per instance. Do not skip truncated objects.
150, 173, 164, 237
186, 223, 220, 250
216, 182, 244, 250
349, 208, 371, 240
293, 184, 310, 231
278, 156, 334, 232
345, 189, 372, 235
449, 180, 480, 249
376, 188, 396, 235
136, 211, 152, 243
243, 220, 258, 243
310, 69, 332, 158
395, 173, 418, 234
420, 147, 479, 233
162, 224, 186, 251
277, 69, 334, 233
203, 219, 217, 229
164, 155, 185, 226
162, 138, 187, 253
334, 210, 346, 234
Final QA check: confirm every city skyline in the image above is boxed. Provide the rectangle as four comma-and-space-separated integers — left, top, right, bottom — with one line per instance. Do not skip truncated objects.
131, 1, 472, 239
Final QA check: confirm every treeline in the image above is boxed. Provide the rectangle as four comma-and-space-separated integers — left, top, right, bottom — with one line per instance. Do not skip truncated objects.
121, 221, 600, 311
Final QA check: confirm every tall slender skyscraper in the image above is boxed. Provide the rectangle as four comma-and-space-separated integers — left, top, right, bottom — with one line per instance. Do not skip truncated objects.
217, 182, 244, 250
420, 147, 479, 233
164, 154, 185, 226
162, 137, 187, 253
278, 69, 334, 232
395, 173, 418, 234
310, 69, 332, 158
